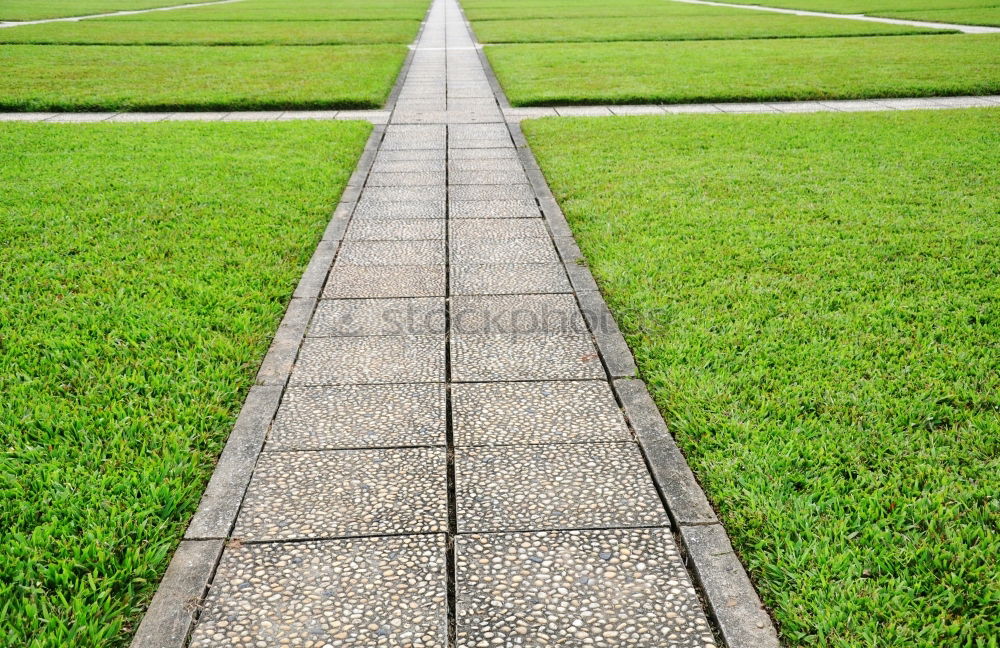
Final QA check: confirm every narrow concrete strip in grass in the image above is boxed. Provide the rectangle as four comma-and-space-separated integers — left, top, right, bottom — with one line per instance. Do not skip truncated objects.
0, 0, 245, 28
666, 0, 1000, 33
502, 94, 1000, 119
0, 109, 393, 122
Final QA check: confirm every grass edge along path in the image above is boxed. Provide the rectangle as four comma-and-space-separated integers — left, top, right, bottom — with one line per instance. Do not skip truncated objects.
522, 107, 1000, 648
485, 33, 1000, 106
0, 120, 371, 648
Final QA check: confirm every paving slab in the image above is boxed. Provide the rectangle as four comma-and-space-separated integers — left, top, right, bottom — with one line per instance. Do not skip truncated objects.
449, 147, 520, 160
371, 159, 447, 173
269, 383, 446, 450
353, 198, 445, 220
451, 333, 604, 382
449, 199, 540, 219
345, 218, 446, 241
233, 447, 448, 540
310, 297, 446, 337
375, 149, 448, 162
290, 335, 445, 385
456, 442, 668, 531
450, 263, 572, 295
448, 158, 525, 172
451, 238, 558, 263
364, 185, 447, 203
190, 535, 448, 648
453, 380, 629, 446
337, 240, 446, 265
451, 294, 586, 335
324, 263, 445, 298
449, 218, 548, 239
368, 171, 447, 186
450, 183, 534, 201
455, 529, 715, 647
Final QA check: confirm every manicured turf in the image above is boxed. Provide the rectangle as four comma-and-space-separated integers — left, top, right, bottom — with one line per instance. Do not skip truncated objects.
876, 6, 1000, 27
0, 44, 407, 110
471, 12, 943, 43
485, 33, 1000, 105
522, 108, 1000, 648
0, 18, 422, 44
0, 120, 370, 648
462, 0, 674, 20
0, 0, 204, 21
110, 0, 432, 20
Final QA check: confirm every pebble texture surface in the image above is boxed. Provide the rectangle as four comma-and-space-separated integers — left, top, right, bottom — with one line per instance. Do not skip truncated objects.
456, 529, 716, 648
269, 384, 446, 450
190, 535, 448, 648
234, 447, 448, 540
453, 380, 629, 446
456, 443, 670, 532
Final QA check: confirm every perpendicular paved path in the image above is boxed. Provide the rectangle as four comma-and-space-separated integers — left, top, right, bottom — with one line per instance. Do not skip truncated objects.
129, 0, 779, 647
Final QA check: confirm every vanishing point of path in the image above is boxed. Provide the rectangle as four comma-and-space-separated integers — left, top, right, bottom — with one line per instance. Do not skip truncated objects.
130, 0, 778, 646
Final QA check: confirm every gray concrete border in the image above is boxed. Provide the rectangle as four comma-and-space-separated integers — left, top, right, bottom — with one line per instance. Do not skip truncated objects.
128, 539, 224, 648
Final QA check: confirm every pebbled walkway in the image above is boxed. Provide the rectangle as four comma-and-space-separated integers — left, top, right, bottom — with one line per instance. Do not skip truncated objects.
129, 1, 779, 647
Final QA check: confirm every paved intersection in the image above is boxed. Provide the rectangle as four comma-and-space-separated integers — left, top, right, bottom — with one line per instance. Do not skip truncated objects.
130, 0, 779, 646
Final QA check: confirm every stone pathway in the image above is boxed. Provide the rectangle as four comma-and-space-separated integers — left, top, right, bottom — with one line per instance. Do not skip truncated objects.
129, 1, 782, 647
0, 0, 245, 28
668, 0, 1000, 34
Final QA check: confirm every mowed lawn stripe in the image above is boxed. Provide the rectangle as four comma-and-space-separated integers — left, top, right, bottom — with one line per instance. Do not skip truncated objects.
522, 108, 1000, 648
485, 33, 1000, 105
0, 120, 371, 648
470, 13, 947, 43
0, 18, 423, 45
0, 43, 408, 111
106, 0, 433, 21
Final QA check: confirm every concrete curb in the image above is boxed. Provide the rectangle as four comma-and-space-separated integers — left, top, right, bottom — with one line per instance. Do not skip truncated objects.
184, 385, 283, 540
681, 524, 781, 648
128, 540, 224, 648
576, 290, 637, 378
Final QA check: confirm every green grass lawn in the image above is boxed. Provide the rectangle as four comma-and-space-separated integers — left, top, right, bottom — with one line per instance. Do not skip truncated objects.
109, 0, 432, 20
0, 120, 370, 648
471, 12, 944, 43
0, 0, 204, 21
0, 18, 422, 44
485, 33, 1000, 105
522, 108, 1000, 648
0, 43, 407, 110
461, 0, 675, 21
